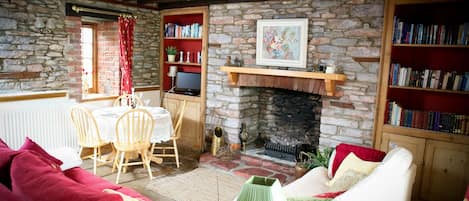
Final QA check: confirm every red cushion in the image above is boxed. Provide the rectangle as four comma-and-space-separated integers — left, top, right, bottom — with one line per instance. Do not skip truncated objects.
465, 185, 469, 200
19, 137, 63, 166
10, 151, 122, 201
0, 139, 19, 188
64, 167, 152, 201
0, 138, 9, 148
64, 167, 121, 191
331, 143, 386, 177
314, 191, 345, 198
0, 183, 21, 201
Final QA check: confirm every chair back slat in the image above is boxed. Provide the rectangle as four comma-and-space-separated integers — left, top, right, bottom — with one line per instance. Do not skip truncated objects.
70, 106, 102, 147
113, 94, 143, 107
115, 109, 154, 151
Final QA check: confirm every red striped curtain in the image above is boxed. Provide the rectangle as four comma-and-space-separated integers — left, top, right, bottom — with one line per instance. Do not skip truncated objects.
118, 16, 136, 95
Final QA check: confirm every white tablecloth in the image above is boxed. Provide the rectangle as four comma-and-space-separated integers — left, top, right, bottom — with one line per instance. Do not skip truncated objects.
92, 106, 173, 143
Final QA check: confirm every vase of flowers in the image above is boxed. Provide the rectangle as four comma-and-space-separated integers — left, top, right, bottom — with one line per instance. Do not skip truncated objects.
165, 46, 177, 62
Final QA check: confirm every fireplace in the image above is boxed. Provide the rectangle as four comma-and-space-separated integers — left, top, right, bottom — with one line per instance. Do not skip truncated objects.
240, 88, 321, 162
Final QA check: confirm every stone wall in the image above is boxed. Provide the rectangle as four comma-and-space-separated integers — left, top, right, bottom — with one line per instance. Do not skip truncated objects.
206, 0, 384, 148
0, 0, 159, 98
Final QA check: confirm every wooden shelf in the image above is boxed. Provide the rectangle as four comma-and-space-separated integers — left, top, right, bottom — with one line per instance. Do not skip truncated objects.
383, 124, 469, 144
165, 61, 201, 66
164, 37, 202, 40
389, 85, 469, 95
352, 57, 380, 62
393, 44, 469, 48
220, 66, 346, 96
0, 72, 40, 79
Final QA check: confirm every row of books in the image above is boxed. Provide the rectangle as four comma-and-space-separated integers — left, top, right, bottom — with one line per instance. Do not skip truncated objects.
386, 101, 469, 135
389, 63, 469, 91
164, 23, 202, 38
392, 17, 469, 45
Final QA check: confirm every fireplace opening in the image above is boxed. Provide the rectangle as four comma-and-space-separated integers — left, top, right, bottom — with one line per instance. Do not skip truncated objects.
243, 88, 322, 163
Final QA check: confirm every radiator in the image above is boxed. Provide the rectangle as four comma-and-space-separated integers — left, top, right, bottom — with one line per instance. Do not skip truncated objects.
0, 97, 78, 150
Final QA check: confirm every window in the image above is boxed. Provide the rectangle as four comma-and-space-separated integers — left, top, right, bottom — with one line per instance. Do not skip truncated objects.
80, 24, 97, 93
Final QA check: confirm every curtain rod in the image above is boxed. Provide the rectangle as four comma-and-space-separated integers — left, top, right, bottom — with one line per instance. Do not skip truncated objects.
71, 5, 136, 19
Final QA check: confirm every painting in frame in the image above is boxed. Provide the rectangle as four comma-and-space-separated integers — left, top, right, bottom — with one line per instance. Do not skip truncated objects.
256, 18, 308, 68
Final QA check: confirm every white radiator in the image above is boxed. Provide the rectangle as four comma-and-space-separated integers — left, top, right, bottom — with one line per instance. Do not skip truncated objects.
0, 96, 78, 150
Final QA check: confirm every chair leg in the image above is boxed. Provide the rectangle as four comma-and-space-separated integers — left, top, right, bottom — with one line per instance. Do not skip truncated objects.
142, 149, 153, 180
93, 147, 97, 175
123, 155, 129, 173
112, 150, 119, 173
173, 139, 180, 168
115, 151, 125, 184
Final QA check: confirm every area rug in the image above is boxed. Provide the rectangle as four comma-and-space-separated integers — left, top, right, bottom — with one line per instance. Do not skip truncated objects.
146, 167, 247, 201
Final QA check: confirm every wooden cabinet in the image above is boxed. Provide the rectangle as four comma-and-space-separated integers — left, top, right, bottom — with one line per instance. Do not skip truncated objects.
159, 6, 208, 152
163, 93, 204, 152
374, 0, 469, 200
421, 140, 469, 201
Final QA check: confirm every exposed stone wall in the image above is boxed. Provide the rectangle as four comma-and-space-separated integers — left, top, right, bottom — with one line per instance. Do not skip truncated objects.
206, 0, 383, 148
0, 0, 68, 93
0, 0, 159, 97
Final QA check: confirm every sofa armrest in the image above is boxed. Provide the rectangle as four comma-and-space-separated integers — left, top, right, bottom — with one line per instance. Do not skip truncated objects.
283, 167, 331, 197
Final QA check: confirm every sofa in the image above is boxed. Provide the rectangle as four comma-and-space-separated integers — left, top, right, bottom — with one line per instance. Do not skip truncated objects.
0, 137, 151, 201
283, 144, 417, 201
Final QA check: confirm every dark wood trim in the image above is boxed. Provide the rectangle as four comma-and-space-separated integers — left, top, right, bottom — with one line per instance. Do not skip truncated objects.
93, 0, 158, 10
352, 57, 380, 63
135, 86, 160, 92
0, 72, 41, 79
0, 91, 67, 102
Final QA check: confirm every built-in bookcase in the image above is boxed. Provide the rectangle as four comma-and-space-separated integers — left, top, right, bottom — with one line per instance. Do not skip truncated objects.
374, 1, 469, 200
159, 6, 208, 153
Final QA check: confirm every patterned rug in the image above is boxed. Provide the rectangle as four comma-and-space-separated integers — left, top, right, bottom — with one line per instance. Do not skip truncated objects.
146, 167, 247, 201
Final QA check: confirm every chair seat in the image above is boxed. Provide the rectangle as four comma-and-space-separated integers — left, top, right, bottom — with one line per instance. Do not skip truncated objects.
114, 142, 151, 152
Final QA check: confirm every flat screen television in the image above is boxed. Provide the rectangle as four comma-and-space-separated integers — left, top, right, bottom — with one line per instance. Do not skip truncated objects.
175, 72, 201, 96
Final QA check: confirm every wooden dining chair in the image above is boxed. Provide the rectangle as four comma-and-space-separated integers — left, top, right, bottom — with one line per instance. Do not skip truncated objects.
113, 94, 143, 107
151, 100, 186, 168
70, 106, 111, 175
113, 108, 154, 184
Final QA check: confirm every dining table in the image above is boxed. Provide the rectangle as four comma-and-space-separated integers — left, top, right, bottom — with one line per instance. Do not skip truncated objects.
92, 106, 173, 164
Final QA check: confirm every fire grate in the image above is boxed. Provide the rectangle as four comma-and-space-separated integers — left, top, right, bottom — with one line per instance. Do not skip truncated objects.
264, 142, 315, 162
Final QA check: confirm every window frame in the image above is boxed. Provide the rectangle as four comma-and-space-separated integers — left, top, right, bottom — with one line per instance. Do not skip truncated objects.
81, 23, 98, 94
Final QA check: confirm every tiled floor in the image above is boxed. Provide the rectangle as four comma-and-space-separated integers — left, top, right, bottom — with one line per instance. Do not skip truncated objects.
82, 151, 297, 200
199, 152, 296, 185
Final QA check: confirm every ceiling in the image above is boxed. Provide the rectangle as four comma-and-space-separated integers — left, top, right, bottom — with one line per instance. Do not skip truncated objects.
96, 0, 265, 10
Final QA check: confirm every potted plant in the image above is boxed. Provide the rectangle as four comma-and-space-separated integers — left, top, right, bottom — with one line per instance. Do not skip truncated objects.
165, 46, 177, 62
295, 147, 333, 179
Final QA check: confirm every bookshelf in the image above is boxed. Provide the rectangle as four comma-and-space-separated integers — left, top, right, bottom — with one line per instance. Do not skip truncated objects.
374, 0, 469, 200
159, 6, 208, 152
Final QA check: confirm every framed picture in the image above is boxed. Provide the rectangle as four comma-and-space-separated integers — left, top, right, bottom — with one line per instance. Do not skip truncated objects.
256, 18, 308, 68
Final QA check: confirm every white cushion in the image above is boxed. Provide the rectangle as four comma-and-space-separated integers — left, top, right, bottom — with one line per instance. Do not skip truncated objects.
283, 167, 330, 197
327, 153, 379, 187
46, 147, 82, 171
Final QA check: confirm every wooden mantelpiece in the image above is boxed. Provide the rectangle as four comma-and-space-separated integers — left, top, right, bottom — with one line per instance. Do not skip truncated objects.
220, 66, 347, 96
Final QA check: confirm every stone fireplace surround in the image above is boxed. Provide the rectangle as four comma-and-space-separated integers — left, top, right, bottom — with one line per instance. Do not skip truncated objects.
204, 0, 383, 150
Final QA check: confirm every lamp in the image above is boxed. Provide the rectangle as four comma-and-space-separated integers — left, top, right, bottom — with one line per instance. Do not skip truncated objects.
167, 66, 177, 93
237, 176, 286, 201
